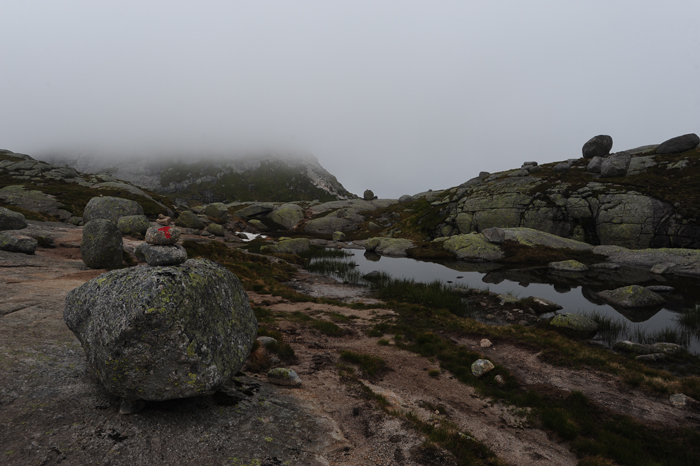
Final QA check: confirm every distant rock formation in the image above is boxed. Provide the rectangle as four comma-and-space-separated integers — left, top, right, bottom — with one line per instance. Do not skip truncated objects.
429, 133, 700, 249
42, 151, 355, 203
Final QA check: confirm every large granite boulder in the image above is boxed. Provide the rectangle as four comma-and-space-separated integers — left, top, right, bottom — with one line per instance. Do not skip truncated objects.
587, 156, 603, 173
203, 202, 229, 222
600, 152, 631, 178
363, 189, 375, 201
268, 203, 304, 230
63, 259, 257, 401
582, 135, 613, 159
597, 285, 665, 308
175, 210, 205, 230
234, 204, 275, 219
0, 206, 27, 231
206, 223, 226, 237
0, 232, 37, 254
305, 216, 357, 234
81, 219, 123, 269
365, 237, 415, 257
117, 215, 151, 237
83, 196, 144, 224
656, 133, 699, 154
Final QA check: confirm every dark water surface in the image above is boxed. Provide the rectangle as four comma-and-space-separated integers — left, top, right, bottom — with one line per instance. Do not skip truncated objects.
330, 250, 700, 354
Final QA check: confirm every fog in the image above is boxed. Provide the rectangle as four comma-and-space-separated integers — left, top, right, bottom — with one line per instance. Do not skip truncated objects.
2, 1, 699, 198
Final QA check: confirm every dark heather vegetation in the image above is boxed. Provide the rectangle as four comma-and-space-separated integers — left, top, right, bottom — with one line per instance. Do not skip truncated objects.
186, 240, 700, 466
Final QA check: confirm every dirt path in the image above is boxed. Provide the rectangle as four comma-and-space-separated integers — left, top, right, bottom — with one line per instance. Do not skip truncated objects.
1, 224, 696, 465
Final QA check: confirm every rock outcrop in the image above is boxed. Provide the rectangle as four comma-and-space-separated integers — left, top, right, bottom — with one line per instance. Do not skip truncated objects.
429, 135, 700, 249
63, 259, 257, 401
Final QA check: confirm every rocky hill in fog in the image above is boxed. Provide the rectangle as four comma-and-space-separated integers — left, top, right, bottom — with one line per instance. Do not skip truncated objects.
42, 151, 355, 204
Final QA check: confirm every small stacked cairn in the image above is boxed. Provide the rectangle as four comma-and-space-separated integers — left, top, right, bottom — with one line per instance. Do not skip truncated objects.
141, 225, 187, 266
156, 213, 172, 226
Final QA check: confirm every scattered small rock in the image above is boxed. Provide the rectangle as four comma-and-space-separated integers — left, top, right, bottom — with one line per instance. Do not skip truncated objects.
549, 313, 599, 338
257, 336, 278, 348
480, 339, 492, 348
669, 393, 688, 408
651, 342, 683, 354
156, 214, 172, 226
267, 368, 302, 387
613, 340, 654, 354
635, 353, 666, 362
471, 359, 495, 378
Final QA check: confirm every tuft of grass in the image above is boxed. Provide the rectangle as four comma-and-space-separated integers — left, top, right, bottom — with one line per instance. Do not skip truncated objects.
369, 274, 472, 318
587, 311, 630, 347
339, 350, 387, 378
310, 320, 344, 336
305, 257, 362, 284
677, 305, 700, 333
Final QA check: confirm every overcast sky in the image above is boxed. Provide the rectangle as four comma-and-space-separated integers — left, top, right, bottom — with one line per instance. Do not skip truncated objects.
2, 1, 699, 198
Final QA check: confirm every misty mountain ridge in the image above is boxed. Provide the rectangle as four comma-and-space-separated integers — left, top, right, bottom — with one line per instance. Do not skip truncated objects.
40, 150, 354, 204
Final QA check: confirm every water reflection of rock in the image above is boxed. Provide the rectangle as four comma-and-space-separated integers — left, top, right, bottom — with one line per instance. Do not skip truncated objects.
363, 251, 381, 262
472, 264, 696, 318
581, 287, 664, 322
